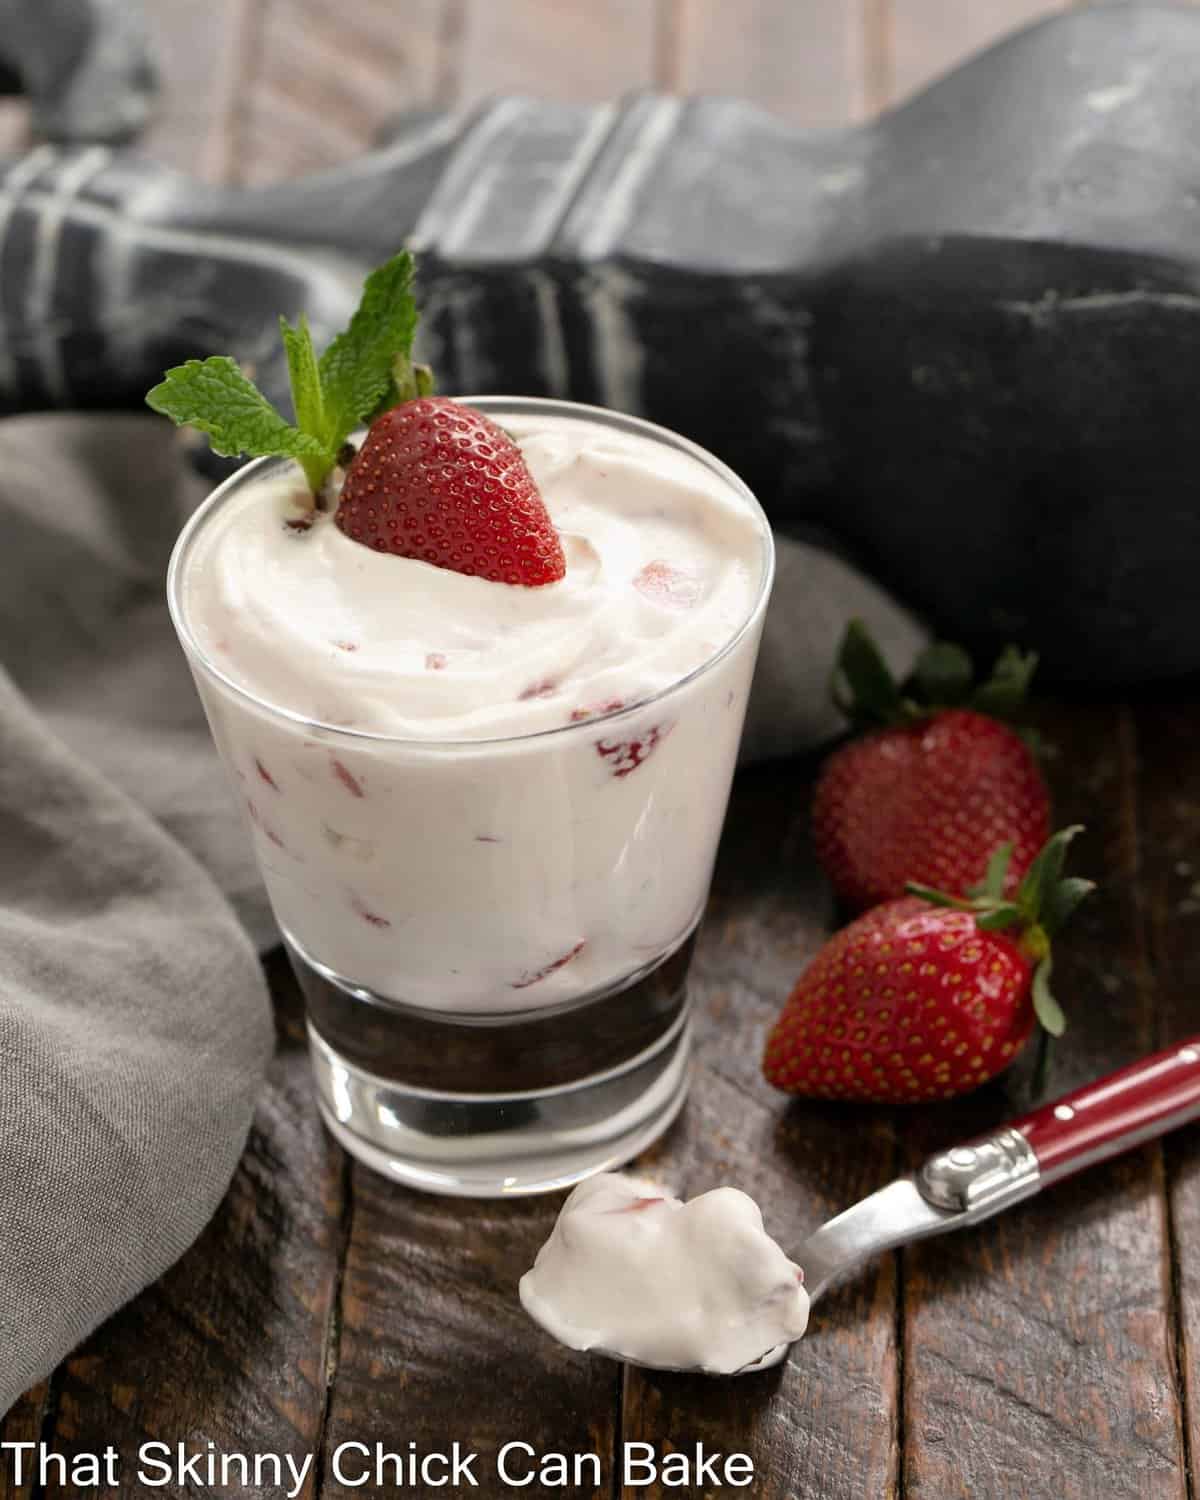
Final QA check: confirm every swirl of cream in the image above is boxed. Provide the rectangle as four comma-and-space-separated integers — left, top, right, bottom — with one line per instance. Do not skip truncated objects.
185, 414, 764, 739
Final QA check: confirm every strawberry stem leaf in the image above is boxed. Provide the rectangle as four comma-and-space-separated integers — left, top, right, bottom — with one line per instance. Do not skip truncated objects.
975, 904, 1022, 931
1016, 824, 1084, 926
1031, 954, 1067, 1036
831, 619, 905, 729
1042, 876, 1096, 938
368, 354, 436, 422
970, 841, 1014, 900
908, 826, 1092, 1049
970, 645, 1039, 720
831, 621, 1040, 732
904, 881, 972, 909
911, 641, 974, 707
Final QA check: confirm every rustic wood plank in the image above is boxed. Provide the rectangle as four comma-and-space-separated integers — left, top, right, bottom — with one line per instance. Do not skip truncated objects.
0, 1384, 53, 1500
227, 0, 452, 186
901, 703, 1186, 1500
1132, 694, 1200, 1490
674, 0, 870, 125
140, 0, 245, 179
618, 759, 901, 1500
861, 0, 890, 116
453, 0, 657, 109
318, 1170, 621, 1497
883, 0, 1069, 107
32, 960, 345, 1500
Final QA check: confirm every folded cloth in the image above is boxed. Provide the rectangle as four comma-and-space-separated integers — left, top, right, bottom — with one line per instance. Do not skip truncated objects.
0, 415, 274, 1416
0, 411, 923, 1415
740, 528, 926, 763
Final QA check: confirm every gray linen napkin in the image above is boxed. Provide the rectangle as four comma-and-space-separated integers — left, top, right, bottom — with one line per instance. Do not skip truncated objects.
0, 411, 922, 1415
0, 415, 274, 1415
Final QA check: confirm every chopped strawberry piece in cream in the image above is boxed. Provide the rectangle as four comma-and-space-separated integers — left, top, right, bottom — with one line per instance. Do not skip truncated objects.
596, 724, 672, 778
255, 758, 280, 791
634, 560, 702, 609
512, 940, 586, 990
330, 757, 365, 798
569, 698, 625, 724
350, 893, 391, 928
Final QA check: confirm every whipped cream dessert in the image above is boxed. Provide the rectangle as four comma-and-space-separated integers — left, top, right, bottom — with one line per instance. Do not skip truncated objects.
185, 415, 761, 737
520, 1173, 809, 1375
175, 403, 770, 1011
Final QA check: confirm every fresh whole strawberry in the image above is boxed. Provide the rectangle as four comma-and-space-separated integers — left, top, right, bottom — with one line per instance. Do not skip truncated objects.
812, 621, 1050, 911
763, 829, 1092, 1102
335, 397, 566, 586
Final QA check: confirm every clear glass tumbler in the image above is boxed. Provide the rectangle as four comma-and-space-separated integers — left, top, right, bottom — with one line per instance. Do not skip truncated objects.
167, 398, 774, 1196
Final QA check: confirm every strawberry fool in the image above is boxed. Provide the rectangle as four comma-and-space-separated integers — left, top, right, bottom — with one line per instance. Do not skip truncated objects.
172, 400, 772, 1015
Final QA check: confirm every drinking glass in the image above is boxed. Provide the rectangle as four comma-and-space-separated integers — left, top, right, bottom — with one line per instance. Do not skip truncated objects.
167, 398, 775, 1196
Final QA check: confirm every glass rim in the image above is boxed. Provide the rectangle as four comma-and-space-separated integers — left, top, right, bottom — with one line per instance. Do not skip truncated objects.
166, 395, 776, 750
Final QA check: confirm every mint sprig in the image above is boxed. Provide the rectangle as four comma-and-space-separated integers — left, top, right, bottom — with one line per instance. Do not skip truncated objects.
279, 313, 325, 452
145, 250, 425, 500
143, 357, 330, 478
317, 252, 419, 440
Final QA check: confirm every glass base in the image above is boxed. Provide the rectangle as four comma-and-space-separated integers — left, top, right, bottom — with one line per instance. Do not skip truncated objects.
308, 1019, 690, 1196
287, 931, 697, 1197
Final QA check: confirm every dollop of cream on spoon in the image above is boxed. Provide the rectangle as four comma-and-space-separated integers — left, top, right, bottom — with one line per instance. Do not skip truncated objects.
519, 1173, 809, 1376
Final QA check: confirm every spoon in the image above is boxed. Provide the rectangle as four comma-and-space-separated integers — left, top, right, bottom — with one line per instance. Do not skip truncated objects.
619, 1035, 1200, 1375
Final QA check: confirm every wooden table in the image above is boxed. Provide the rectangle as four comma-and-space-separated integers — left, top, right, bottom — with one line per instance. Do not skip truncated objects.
4, 4, 1199, 1496
4, 701, 1197, 1499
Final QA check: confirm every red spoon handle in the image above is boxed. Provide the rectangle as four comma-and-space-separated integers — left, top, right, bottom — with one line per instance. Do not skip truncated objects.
1012, 1037, 1200, 1184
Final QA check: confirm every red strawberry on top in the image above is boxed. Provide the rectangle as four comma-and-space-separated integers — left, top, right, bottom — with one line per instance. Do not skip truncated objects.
813, 622, 1050, 912
335, 397, 566, 586
763, 829, 1092, 1102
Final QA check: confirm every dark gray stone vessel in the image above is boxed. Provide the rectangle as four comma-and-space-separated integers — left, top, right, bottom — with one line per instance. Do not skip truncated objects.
2, 5, 1198, 684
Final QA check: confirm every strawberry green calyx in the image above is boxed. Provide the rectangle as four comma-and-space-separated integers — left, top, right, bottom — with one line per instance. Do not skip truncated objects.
831, 618, 1038, 733
145, 250, 427, 504
906, 824, 1094, 1040
371, 351, 435, 418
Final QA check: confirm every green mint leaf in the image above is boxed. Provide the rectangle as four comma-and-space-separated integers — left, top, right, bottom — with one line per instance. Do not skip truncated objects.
146, 357, 332, 478
280, 313, 325, 443
318, 251, 418, 448
1031, 955, 1067, 1037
